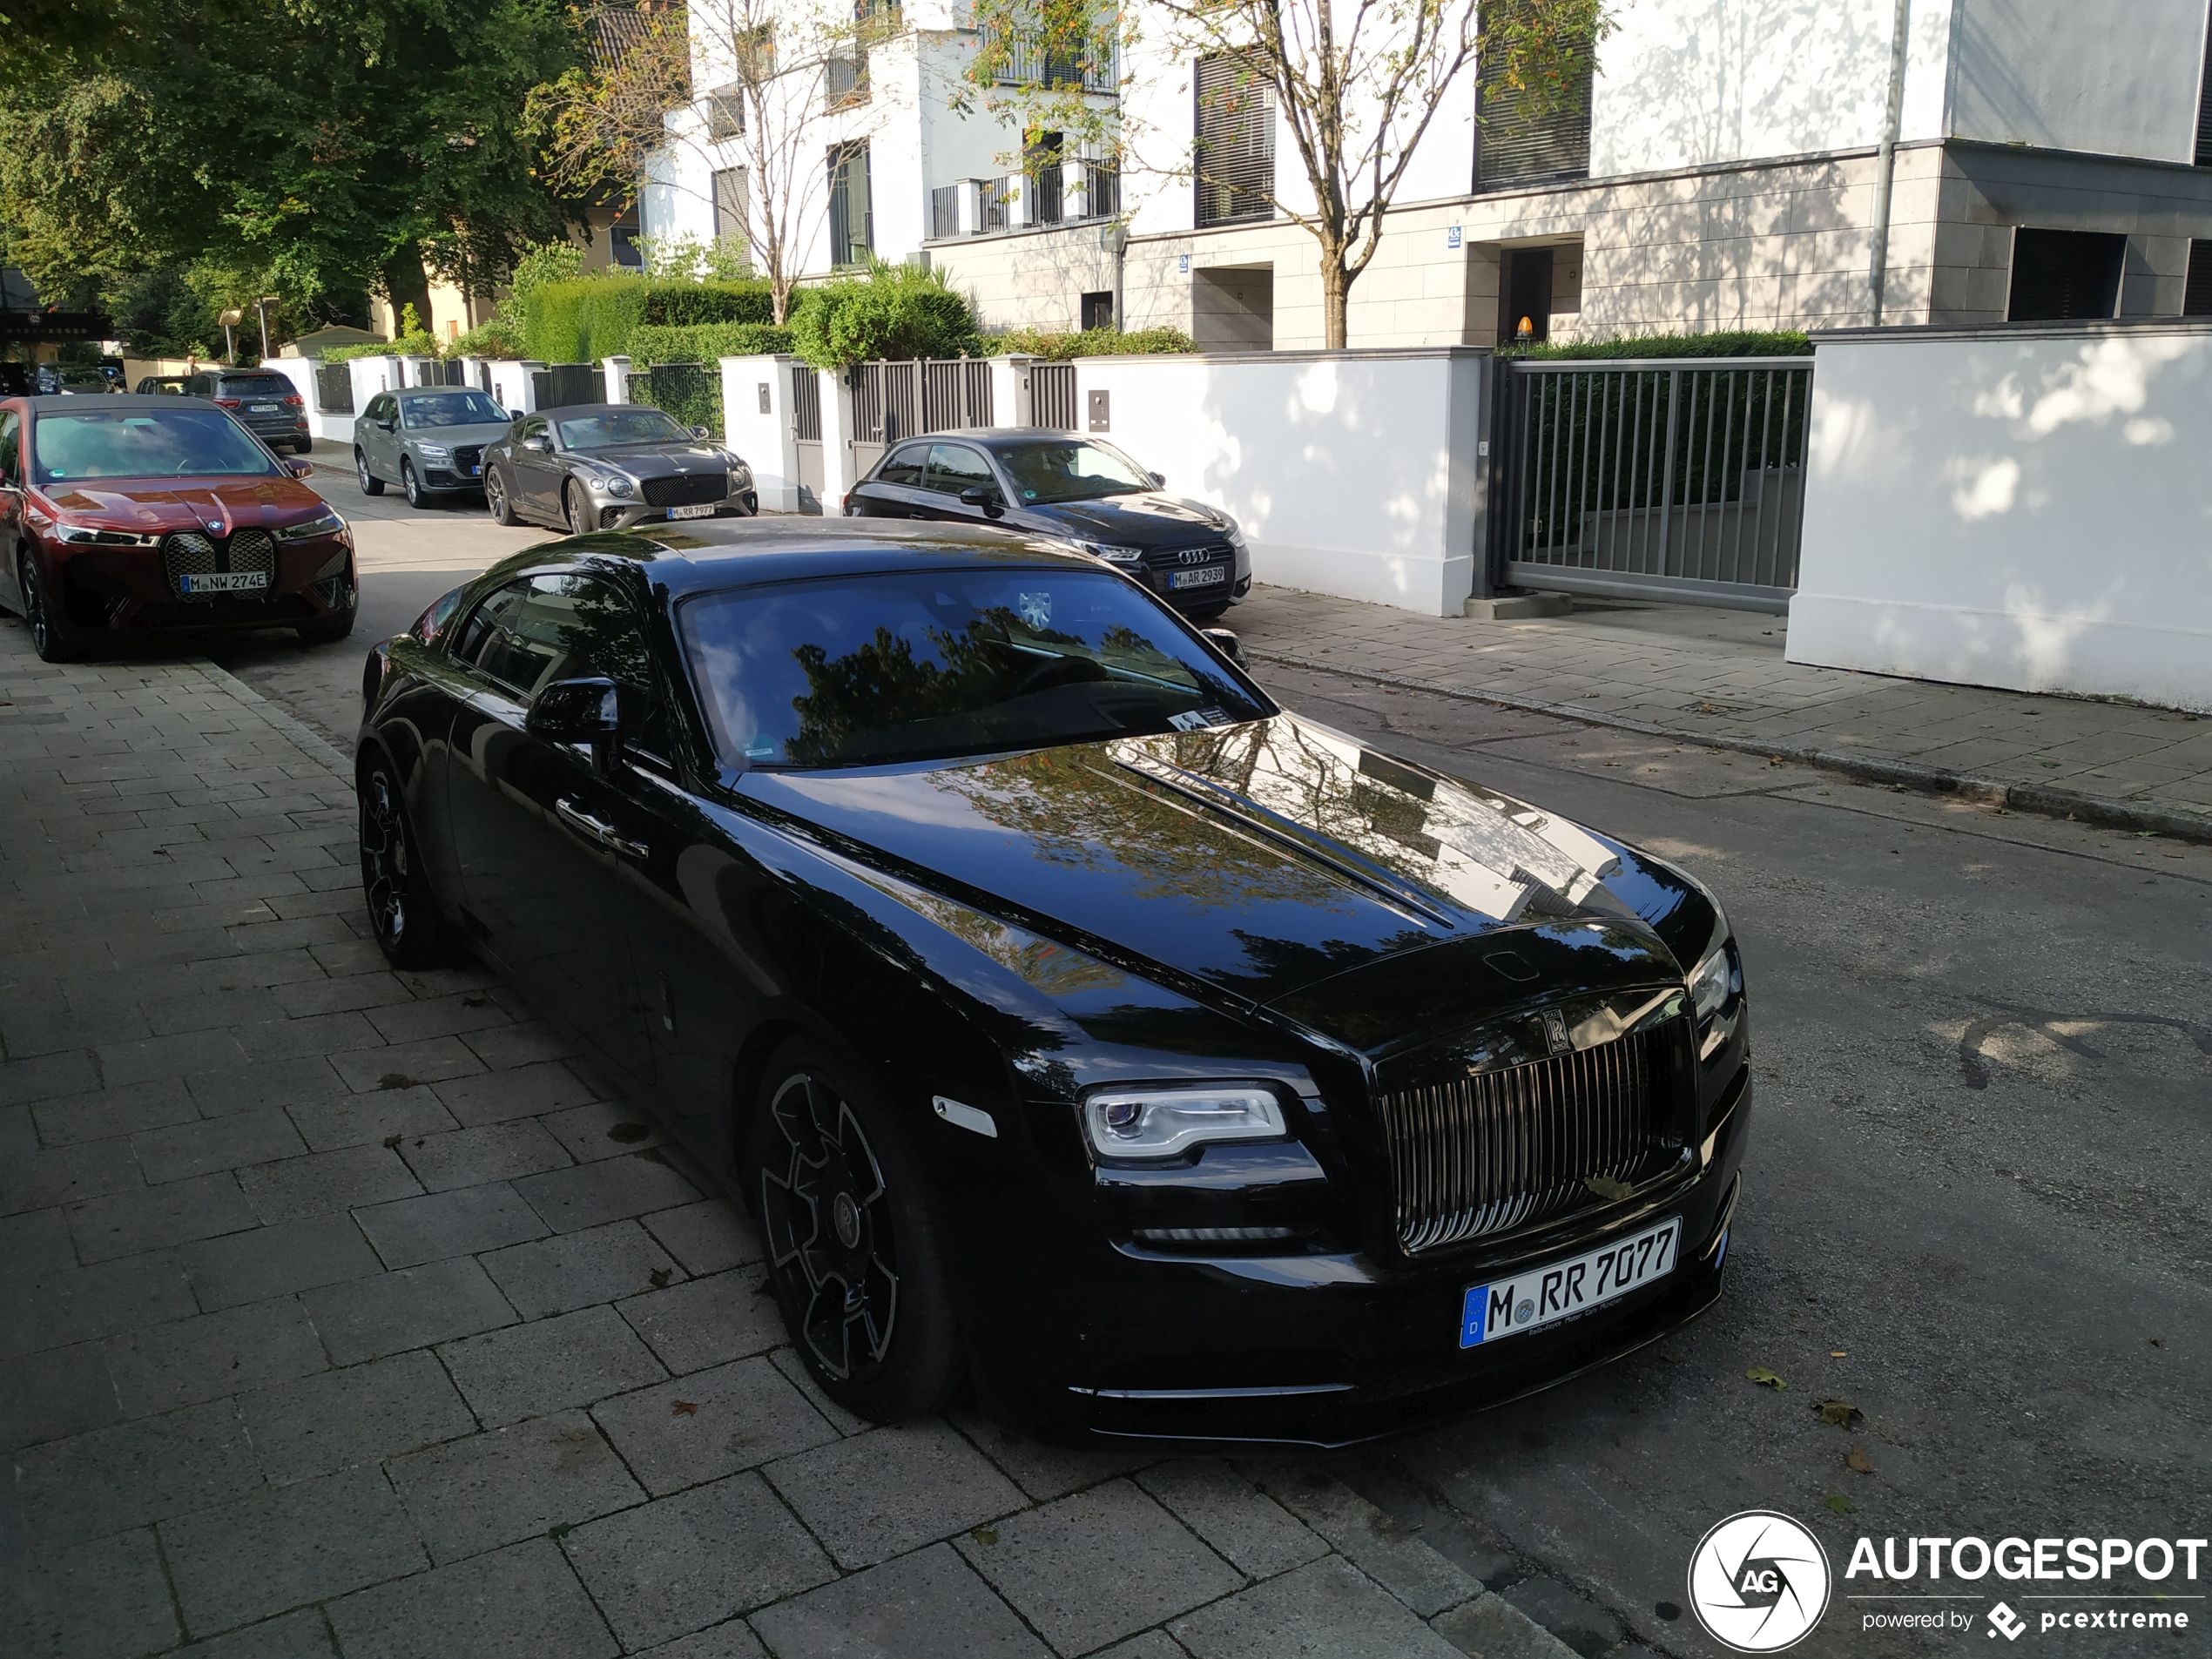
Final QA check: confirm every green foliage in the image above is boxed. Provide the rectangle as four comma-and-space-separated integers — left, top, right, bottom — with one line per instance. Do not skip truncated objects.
1507, 330, 1812, 360
629, 322, 797, 365
518, 276, 789, 361
994, 326, 1193, 360
505, 239, 584, 309
630, 361, 725, 438
322, 341, 398, 363
452, 315, 525, 359
108, 263, 220, 358
789, 261, 981, 370
633, 233, 756, 284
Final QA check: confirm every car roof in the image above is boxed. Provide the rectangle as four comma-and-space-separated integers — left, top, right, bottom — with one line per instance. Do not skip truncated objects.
534, 403, 631, 420
506, 518, 1095, 597
392, 383, 488, 397
896, 428, 1081, 448
17, 395, 224, 414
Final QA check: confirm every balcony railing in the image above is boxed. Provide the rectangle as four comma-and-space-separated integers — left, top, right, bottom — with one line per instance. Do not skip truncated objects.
929, 160, 1118, 240
985, 30, 1119, 94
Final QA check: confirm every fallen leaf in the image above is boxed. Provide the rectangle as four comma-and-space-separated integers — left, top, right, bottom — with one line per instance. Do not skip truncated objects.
1846, 1444, 1876, 1474
671, 1399, 698, 1417
376, 1072, 418, 1090
381, 1133, 404, 1150
547, 1521, 573, 1540
1814, 1397, 1865, 1427
970, 1525, 998, 1546
1830, 1350, 1847, 1358
649, 1267, 672, 1290
1745, 1367, 1788, 1391
1585, 1175, 1635, 1202
1824, 1493, 1855, 1515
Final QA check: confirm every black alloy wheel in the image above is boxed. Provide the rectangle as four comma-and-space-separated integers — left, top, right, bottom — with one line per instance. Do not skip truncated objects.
752, 1041, 963, 1421
485, 468, 518, 526
401, 458, 425, 509
564, 480, 592, 537
19, 554, 78, 663
357, 759, 455, 968
356, 447, 383, 496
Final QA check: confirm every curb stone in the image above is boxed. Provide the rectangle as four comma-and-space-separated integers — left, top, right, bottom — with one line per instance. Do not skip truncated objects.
1250, 646, 2212, 847
190, 659, 355, 779
1433, 1592, 1583, 1659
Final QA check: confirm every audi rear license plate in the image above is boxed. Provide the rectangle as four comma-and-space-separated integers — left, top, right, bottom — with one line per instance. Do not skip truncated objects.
667, 503, 716, 520
1459, 1216, 1679, 1348
179, 573, 269, 594
1169, 564, 1227, 590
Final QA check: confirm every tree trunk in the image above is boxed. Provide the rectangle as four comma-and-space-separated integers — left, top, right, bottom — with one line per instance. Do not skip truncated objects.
1321, 252, 1352, 350
381, 241, 434, 341
771, 266, 791, 326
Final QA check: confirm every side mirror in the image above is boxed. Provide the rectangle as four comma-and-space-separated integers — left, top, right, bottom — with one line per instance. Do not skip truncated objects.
959, 484, 994, 508
522, 433, 552, 454
689, 424, 710, 440
1198, 626, 1245, 667
526, 677, 621, 761
287, 459, 315, 480
1149, 471, 1166, 489
377, 417, 396, 432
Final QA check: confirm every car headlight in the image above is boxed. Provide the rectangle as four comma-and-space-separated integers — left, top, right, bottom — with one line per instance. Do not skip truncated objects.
600, 475, 636, 499
279, 509, 347, 542
1082, 1084, 1287, 1160
1224, 523, 1247, 548
723, 452, 752, 482
1082, 543, 1146, 566
1688, 939, 1737, 1025
54, 523, 158, 547
415, 443, 451, 462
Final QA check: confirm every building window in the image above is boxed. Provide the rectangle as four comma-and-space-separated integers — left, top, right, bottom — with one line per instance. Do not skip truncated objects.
1027, 131, 1065, 228
828, 142, 873, 267
712, 167, 749, 251
2006, 228, 2125, 321
1081, 291, 1114, 330
706, 86, 744, 140
826, 51, 868, 111
610, 209, 644, 270
2185, 239, 2212, 314
1194, 57, 1273, 228
1474, 3, 1594, 190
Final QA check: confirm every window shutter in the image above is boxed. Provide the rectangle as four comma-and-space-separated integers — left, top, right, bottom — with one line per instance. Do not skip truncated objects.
712, 167, 748, 247
1194, 56, 1274, 228
1474, 17, 1593, 190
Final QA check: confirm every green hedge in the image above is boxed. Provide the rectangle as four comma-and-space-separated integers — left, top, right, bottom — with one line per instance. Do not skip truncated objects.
993, 326, 1194, 360
627, 321, 796, 365
790, 264, 981, 369
631, 361, 725, 438
518, 277, 792, 362
1507, 330, 1811, 361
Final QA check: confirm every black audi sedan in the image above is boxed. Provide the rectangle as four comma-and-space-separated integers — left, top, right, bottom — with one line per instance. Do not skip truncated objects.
843, 428, 1251, 618
482, 402, 759, 536
354, 521, 1749, 1447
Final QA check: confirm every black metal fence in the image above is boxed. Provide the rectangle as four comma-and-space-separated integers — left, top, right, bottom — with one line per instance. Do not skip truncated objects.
1031, 363, 1076, 431
633, 361, 724, 437
1492, 356, 1813, 612
847, 358, 993, 475
314, 363, 354, 415
531, 363, 603, 410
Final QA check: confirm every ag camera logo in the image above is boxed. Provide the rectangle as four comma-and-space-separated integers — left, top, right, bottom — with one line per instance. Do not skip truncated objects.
1689, 1510, 1832, 1652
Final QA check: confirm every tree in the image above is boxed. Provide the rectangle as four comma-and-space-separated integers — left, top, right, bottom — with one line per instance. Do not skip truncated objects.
962, 0, 1614, 349
0, 0, 580, 345
529, 0, 911, 325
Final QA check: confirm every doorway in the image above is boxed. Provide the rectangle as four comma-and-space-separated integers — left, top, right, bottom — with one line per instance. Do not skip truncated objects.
1500, 247, 1554, 345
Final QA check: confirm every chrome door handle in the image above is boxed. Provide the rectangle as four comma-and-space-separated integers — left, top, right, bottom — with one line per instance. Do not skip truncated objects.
556, 797, 615, 841
606, 834, 648, 860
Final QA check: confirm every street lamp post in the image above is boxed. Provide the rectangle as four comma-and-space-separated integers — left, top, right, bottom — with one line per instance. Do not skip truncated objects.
254, 296, 278, 360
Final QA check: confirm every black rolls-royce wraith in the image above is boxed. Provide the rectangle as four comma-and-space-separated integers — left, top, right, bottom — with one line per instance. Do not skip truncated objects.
354, 520, 1750, 1447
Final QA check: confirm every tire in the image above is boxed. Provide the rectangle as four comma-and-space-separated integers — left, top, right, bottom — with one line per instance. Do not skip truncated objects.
401, 459, 424, 509
18, 553, 80, 664
357, 756, 458, 968
486, 467, 519, 526
750, 1037, 964, 1422
297, 608, 356, 645
564, 480, 592, 538
356, 448, 384, 496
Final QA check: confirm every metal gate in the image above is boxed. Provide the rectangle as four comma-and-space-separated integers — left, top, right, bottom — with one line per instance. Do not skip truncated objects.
531, 363, 603, 409
635, 362, 724, 437
792, 365, 823, 513
1031, 362, 1076, 430
1491, 356, 1812, 612
314, 362, 353, 415
846, 358, 993, 477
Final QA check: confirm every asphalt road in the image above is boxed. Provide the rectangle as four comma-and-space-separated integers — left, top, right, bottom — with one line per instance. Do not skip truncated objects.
196, 502, 2212, 1657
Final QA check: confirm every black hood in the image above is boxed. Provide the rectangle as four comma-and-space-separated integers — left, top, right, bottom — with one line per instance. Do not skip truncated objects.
742, 713, 1690, 1041
1006, 492, 1232, 550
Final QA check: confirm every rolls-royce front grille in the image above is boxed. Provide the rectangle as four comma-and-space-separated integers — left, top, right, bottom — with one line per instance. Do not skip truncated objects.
642, 471, 725, 508
162, 527, 278, 599
1376, 1022, 1676, 1255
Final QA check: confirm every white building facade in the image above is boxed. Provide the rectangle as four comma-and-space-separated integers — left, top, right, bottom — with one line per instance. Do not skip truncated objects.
643, 0, 2212, 349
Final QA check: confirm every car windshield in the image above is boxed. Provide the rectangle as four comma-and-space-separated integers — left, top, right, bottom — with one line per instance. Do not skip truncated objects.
995, 439, 1155, 505
32, 408, 281, 483
556, 408, 689, 449
401, 390, 507, 429
680, 567, 1267, 770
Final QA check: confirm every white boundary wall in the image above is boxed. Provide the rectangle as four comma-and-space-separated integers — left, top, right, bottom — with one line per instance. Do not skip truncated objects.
1069, 349, 1487, 616
1790, 322, 2212, 712
719, 355, 805, 515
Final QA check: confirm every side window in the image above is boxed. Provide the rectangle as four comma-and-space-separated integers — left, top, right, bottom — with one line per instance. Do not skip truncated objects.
509, 573, 673, 759
373, 395, 395, 423
925, 444, 995, 496
0, 413, 19, 487
519, 416, 549, 448
876, 443, 927, 488
449, 581, 529, 671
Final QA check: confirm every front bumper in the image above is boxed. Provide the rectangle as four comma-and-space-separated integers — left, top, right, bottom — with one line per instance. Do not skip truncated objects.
48, 536, 355, 634
599, 492, 759, 530
973, 1076, 1750, 1449
1136, 542, 1252, 612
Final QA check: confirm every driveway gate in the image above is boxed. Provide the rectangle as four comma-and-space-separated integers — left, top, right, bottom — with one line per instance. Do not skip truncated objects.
846, 358, 993, 477
1031, 362, 1076, 430
1490, 356, 1812, 612
531, 363, 603, 410
314, 362, 353, 415
792, 366, 823, 512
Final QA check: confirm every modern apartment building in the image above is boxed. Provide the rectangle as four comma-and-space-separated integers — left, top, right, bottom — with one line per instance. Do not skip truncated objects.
641, 0, 2212, 349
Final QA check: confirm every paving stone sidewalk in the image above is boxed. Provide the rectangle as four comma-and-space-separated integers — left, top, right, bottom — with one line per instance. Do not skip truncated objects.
0, 638, 1608, 1657
1231, 588, 2212, 840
